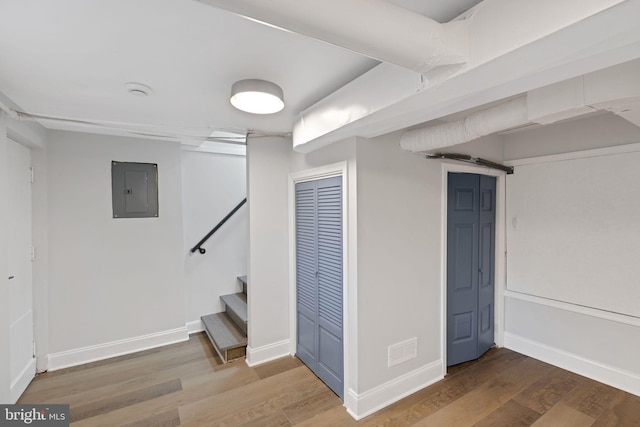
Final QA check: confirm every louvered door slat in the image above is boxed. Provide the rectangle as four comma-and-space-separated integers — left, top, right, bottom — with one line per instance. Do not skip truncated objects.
295, 176, 343, 400
296, 181, 318, 367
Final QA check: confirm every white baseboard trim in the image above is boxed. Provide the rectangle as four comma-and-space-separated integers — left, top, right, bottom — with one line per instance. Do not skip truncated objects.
47, 327, 189, 371
504, 332, 640, 397
245, 339, 292, 367
10, 358, 36, 403
345, 360, 443, 420
186, 319, 204, 334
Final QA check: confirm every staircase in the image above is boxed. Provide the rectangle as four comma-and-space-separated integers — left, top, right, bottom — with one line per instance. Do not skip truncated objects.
201, 275, 248, 363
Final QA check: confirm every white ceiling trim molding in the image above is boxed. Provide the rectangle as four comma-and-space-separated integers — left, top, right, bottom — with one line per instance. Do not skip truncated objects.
286, 0, 634, 153
195, 0, 469, 78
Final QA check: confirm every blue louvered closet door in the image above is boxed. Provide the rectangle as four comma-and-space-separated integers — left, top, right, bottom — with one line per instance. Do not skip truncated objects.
295, 176, 344, 399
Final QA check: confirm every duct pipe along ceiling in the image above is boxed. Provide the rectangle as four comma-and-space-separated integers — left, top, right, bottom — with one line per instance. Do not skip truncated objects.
400, 59, 640, 154
400, 97, 529, 153
195, 0, 469, 77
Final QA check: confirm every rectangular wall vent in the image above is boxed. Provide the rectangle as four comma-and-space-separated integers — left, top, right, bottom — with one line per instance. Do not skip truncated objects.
388, 337, 418, 367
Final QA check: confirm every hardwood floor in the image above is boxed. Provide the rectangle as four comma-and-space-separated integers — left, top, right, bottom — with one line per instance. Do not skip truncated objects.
18, 333, 640, 426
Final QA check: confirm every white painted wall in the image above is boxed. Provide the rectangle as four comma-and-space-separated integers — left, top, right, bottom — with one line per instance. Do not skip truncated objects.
0, 116, 11, 402
246, 136, 291, 360
46, 131, 187, 365
181, 148, 247, 329
348, 133, 445, 418
246, 110, 640, 412
246, 135, 359, 367
345, 134, 507, 417
505, 297, 640, 394
246, 131, 505, 417
507, 151, 640, 316
354, 133, 441, 391
503, 114, 640, 395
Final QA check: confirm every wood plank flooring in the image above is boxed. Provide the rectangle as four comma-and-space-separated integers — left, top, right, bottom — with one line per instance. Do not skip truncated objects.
18, 333, 640, 426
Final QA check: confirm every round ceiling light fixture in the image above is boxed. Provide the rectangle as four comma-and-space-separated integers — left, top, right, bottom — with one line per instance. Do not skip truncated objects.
126, 82, 153, 97
230, 79, 284, 114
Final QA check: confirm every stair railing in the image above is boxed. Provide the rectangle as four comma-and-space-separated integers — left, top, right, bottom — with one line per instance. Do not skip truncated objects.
190, 198, 247, 255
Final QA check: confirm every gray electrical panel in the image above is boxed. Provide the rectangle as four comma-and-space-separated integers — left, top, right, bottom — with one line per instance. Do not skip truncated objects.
111, 161, 159, 218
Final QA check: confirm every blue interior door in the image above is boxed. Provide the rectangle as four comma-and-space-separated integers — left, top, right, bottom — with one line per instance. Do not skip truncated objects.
447, 173, 496, 366
295, 176, 343, 399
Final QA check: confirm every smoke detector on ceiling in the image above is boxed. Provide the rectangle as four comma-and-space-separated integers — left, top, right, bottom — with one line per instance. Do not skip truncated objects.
126, 82, 153, 97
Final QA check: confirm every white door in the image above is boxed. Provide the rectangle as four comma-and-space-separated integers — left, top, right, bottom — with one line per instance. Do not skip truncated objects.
7, 138, 35, 402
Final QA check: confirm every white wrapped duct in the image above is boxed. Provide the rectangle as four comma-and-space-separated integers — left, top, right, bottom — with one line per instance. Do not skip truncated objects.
400, 97, 529, 153
195, 0, 468, 76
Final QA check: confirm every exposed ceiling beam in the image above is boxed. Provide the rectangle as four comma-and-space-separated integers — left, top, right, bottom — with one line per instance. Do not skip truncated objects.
291, 0, 638, 152
194, 0, 469, 77
400, 58, 640, 153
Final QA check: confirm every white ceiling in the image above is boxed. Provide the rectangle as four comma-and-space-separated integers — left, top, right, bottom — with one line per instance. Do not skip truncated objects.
0, 0, 482, 142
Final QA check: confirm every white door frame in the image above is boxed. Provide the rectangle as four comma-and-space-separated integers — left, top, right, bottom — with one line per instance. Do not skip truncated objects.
288, 161, 352, 402
440, 162, 507, 374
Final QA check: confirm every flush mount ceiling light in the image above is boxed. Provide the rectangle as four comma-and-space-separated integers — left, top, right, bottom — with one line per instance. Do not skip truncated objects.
230, 79, 284, 114
126, 82, 153, 97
